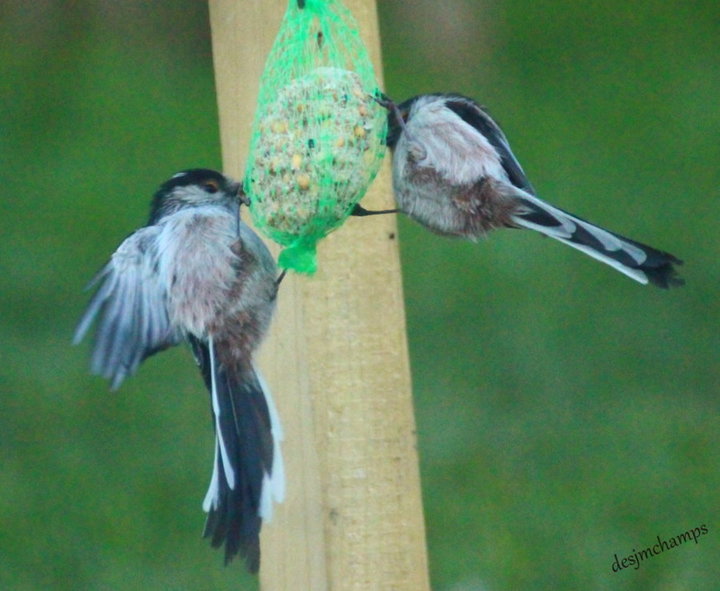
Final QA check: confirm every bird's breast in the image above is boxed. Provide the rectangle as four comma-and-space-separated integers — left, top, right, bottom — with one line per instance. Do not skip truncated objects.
158, 210, 264, 339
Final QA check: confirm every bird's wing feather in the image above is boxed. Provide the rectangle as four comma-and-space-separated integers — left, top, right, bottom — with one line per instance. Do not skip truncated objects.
73, 226, 179, 388
443, 95, 536, 194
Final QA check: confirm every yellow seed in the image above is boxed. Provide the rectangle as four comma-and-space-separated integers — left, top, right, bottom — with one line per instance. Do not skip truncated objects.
358, 104, 368, 117
291, 153, 302, 170
271, 120, 288, 133
297, 174, 311, 190
354, 126, 366, 138
335, 137, 345, 148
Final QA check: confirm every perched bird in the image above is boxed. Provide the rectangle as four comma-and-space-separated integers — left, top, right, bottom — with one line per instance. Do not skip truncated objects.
73, 169, 285, 572
359, 93, 683, 288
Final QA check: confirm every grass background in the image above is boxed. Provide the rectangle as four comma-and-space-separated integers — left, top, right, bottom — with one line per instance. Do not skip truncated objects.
1, 1, 718, 589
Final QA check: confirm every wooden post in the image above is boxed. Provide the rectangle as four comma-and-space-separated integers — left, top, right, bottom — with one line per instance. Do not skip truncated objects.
209, 1, 430, 589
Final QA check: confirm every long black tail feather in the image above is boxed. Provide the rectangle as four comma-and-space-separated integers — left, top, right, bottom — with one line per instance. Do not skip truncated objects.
512, 194, 684, 288
189, 336, 281, 573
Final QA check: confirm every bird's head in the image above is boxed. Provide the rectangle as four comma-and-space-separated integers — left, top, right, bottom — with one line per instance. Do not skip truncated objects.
148, 169, 245, 224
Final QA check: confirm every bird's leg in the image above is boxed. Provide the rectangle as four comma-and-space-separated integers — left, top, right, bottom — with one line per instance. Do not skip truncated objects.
270, 269, 287, 302
352, 93, 403, 217
235, 201, 241, 238
351, 204, 398, 217
235, 185, 250, 238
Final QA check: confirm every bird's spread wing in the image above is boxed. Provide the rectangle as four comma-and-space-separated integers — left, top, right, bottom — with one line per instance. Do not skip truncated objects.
73, 226, 179, 389
443, 95, 536, 194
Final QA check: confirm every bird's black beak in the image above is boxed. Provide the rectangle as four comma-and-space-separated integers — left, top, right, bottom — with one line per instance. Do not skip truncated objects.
371, 91, 394, 111
370, 92, 405, 149
231, 181, 250, 207
373, 93, 410, 149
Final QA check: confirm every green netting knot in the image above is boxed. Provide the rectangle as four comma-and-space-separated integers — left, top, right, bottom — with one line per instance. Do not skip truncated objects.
277, 236, 319, 274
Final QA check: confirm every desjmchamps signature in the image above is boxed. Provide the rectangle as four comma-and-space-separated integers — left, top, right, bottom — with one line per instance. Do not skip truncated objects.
612, 524, 709, 572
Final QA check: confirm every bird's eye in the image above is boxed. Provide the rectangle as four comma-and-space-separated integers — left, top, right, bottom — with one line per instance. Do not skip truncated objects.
202, 180, 220, 194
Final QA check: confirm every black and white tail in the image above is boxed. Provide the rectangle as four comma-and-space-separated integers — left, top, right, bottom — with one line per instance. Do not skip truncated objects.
511, 192, 683, 288
191, 336, 284, 573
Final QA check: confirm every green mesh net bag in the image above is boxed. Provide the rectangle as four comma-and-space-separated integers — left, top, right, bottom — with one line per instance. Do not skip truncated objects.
244, 0, 387, 274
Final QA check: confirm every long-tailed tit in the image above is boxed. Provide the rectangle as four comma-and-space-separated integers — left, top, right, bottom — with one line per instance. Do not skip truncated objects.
367, 93, 683, 287
73, 169, 285, 572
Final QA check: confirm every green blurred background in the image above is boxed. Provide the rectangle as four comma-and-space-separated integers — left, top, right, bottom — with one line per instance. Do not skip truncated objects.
2, 1, 718, 589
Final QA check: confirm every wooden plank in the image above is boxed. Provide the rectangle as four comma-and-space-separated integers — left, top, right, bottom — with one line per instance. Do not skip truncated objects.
208, 1, 430, 588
